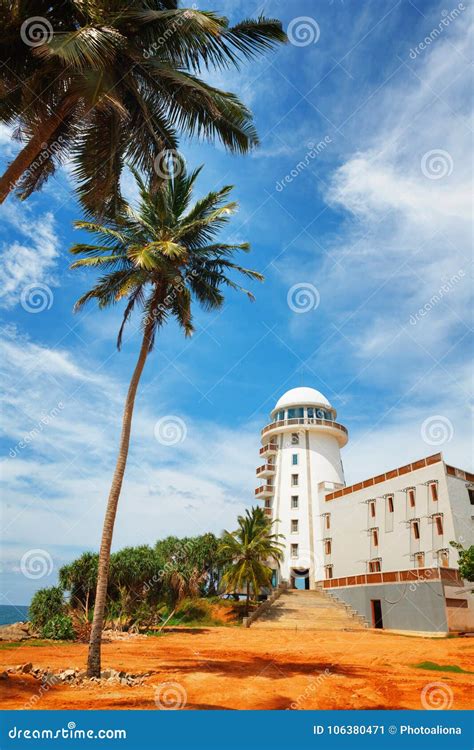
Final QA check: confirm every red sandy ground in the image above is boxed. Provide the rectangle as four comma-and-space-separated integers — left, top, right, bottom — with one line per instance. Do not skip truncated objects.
1, 627, 472, 710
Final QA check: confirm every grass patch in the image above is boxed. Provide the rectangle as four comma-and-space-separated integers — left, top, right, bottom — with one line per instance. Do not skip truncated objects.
0, 639, 70, 650
412, 661, 473, 675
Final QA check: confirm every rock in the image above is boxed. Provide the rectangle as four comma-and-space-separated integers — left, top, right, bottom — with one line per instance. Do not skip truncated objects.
0, 623, 33, 642
59, 669, 76, 681
21, 662, 33, 673
0, 671, 9, 680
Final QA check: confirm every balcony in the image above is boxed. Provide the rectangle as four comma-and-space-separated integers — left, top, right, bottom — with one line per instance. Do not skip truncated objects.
259, 442, 278, 456
256, 463, 276, 478
261, 417, 348, 447
255, 483, 275, 498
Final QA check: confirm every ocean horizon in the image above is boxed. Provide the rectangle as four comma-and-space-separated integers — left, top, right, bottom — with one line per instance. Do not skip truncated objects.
0, 604, 29, 626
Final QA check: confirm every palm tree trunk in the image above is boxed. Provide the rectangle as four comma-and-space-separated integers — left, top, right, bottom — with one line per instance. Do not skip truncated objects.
246, 581, 250, 617
86, 326, 152, 677
0, 105, 69, 203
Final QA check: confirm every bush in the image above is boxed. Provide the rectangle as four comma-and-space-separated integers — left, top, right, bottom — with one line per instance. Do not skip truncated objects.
41, 614, 75, 641
29, 586, 65, 629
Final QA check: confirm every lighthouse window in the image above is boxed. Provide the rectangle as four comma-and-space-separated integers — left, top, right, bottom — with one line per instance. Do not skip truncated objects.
291, 544, 298, 558
291, 474, 299, 486
287, 408, 296, 418
291, 519, 298, 533
307, 407, 314, 418
292, 454, 298, 465
325, 539, 332, 555
277, 410, 285, 421
291, 496, 299, 509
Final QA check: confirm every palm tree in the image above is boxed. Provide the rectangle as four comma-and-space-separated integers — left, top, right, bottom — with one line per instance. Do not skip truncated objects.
70, 162, 263, 677
1, 1, 286, 214
219, 507, 284, 616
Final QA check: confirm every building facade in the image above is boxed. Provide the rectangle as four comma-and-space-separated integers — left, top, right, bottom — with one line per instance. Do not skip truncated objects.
255, 387, 474, 633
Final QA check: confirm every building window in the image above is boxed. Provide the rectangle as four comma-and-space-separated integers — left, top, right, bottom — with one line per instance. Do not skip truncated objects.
290, 544, 298, 558
325, 539, 332, 555
372, 529, 379, 547
468, 488, 474, 505
325, 566, 333, 580
438, 549, 449, 567
292, 454, 298, 465
291, 474, 299, 487
264, 499, 271, 508
412, 521, 420, 540
325, 514, 331, 530
291, 495, 299, 509
414, 552, 425, 568
430, 483, 438, 501
387, 496, 394, 513
369, 500, 376, 518
369, 560, 381, 573
291, 432, 299, 445
435, 515, 443, 535
307, 407, 314, 418
291, 519, 298, 533
408, 489, 415, 507
277, 410, 285, 421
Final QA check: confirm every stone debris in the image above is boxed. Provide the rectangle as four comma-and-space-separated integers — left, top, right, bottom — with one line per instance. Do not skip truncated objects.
0, 622, 38, 641
6, 664, 150, 687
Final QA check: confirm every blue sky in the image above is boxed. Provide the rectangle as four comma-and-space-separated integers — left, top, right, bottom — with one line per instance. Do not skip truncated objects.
1, 0, 472, 605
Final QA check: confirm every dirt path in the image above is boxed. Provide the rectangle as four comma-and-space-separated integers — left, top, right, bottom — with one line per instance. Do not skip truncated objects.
1, 628, 472, 710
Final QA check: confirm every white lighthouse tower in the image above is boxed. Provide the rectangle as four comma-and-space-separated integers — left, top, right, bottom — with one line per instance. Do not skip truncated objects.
255, 387, 348, 589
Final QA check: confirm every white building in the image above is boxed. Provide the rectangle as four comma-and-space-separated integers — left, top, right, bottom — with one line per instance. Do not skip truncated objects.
256, 387, 474, 634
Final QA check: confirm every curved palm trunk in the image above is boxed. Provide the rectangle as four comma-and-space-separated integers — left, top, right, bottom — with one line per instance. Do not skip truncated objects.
0, 105, 69, 203
87, 327, 152, 677
246, 581, 250, 617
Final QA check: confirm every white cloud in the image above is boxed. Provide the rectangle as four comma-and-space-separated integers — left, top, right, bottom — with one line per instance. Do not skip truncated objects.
0, 204, 60, 309
0, 330, 261, 602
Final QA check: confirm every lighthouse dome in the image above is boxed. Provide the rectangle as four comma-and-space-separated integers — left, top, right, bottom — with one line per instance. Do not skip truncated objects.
274, 387, 331, 411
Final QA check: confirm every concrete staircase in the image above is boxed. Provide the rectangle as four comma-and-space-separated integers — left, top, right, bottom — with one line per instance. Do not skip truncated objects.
250, 588, 368, 631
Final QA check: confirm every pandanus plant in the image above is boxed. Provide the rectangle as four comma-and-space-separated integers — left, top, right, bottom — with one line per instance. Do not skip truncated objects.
70, 161, 263, 676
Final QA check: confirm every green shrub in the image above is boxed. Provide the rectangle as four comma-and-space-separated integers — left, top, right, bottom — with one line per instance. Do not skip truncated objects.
41, 615, 75, 641
29, 586, 65, 628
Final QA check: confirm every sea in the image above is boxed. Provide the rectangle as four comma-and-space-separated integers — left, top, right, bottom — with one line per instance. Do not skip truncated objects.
0, 605, 29, 626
